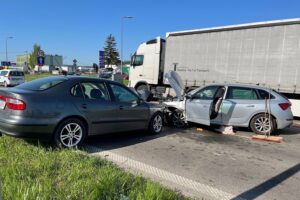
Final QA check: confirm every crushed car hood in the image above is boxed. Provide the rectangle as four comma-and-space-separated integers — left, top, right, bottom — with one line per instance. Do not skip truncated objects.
164, 71, 185, 100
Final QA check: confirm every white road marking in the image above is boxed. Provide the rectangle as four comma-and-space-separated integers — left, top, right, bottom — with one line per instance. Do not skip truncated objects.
86, 145, 244, 200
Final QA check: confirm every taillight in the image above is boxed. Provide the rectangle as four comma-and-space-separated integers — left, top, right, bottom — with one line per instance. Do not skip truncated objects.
279, 103, 291, 110
0, 96, 26, 110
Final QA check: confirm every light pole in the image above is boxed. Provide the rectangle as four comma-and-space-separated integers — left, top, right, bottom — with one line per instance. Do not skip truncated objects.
5, 36, 13, 62
121, 16, 133, 78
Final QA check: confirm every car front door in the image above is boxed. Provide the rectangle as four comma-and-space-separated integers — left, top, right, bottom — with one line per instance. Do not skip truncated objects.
221, 86, 261, 126
108, 83, 149, 132
70, 81, 119, 135
186, 85, 222, 126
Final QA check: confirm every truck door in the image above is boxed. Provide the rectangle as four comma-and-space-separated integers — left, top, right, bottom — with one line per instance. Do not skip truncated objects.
186, 86, 223, 126
130, 54, 144, 85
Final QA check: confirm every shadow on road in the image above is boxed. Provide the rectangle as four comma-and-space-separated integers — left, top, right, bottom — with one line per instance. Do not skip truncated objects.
232, 162, 300, 200
84, 127, 189, 153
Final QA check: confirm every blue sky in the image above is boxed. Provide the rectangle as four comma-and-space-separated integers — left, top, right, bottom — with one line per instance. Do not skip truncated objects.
1, 0, 300, 65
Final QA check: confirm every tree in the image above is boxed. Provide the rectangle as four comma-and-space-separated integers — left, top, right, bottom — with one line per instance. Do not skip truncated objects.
104, 34, 120, 67
29, 44, 41, 70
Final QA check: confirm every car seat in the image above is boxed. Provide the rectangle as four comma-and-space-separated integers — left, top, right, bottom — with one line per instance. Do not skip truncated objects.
90, 89, 105, 100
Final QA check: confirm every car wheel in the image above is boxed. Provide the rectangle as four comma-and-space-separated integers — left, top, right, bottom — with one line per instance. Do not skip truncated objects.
4, 81, 8, 87
250, 113, 275, 135
171, 109, 186, 128
149, 112, 163, 134
54, 118, 86, 148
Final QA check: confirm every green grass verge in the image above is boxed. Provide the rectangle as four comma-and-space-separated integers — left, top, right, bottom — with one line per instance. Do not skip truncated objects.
0, 136, 189, 200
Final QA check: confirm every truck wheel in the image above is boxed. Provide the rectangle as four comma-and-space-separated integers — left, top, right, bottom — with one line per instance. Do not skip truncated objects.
148, 112, 163, 134
171, 109, 186, 128
4, 82, 8, 87
136, 84, 148, 92
54, 118, 86, 148
250, 113, 275, 135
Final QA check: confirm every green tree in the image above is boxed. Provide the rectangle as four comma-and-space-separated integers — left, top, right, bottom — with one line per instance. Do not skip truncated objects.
29, 44, 40, 70
104, 34, 120, 67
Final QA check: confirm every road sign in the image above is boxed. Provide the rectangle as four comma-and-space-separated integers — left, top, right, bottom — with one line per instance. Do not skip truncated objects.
99, 50, 105, 68
37, 50, 45, 57
37, 56, 45, 66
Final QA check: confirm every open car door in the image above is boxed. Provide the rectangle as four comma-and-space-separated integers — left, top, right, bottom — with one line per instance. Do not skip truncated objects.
186, 86, 225, 126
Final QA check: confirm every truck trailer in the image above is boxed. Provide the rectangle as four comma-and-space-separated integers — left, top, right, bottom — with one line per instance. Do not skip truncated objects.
129, 18, 300, 117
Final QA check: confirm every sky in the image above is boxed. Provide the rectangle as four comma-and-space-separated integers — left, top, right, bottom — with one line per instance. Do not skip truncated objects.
1, 0, 300, 66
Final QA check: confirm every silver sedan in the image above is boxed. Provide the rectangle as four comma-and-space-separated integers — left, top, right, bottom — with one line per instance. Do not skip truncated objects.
164, 72, 293, 134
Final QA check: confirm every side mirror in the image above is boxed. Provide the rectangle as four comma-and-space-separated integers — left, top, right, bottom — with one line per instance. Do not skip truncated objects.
185, 94, 193, 99
137, 98, 144, 105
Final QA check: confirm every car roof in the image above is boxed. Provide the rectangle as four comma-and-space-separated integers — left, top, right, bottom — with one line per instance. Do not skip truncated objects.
205, 83, 273, 91
63, 75, 121, 85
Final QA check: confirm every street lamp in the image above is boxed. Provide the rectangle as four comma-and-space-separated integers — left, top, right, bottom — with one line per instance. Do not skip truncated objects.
121, 16, 133, 79
5, 36, 13, 62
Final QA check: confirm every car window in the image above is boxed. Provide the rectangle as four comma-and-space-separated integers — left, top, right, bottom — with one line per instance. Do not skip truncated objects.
227, 87, 258, 100
72, 82, 110, 101
257, 89, 275, 99
109, 83, 139, 103
16, 76, 67, 91
0, 71, 8, 76
9, 71, 24, 76
192, 86, 219, 100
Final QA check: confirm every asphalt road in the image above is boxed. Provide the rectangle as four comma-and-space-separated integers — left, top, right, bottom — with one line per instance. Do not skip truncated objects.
85, 123, 300, 200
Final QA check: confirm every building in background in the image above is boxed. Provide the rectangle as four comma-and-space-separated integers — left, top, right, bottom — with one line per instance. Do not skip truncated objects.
16, 54, 30, 66
16, 54, 63, 72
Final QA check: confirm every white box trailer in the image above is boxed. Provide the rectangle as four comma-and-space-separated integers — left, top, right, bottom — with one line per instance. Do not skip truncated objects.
129, 18, 300, 117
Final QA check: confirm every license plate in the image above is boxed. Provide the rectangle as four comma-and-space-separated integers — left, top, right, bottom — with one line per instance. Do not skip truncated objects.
0, 100, 5, 109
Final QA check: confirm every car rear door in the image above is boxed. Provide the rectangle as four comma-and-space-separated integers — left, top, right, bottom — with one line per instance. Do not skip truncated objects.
186, 85, 221, 126
70, 81, 119, 135
107, 83, 149, 131
221, 86, 261, 126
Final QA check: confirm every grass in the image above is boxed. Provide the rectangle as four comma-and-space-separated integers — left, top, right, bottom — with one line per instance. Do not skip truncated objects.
0, 136, 189, 200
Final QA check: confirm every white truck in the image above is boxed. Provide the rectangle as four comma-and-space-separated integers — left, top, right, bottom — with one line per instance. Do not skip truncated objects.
129, 18, 300, 117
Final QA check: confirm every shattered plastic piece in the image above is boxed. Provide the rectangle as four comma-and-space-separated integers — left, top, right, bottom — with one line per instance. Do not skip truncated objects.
216, 126, 235, 135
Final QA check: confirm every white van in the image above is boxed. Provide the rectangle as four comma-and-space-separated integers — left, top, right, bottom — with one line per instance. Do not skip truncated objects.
0, 69, 25, 87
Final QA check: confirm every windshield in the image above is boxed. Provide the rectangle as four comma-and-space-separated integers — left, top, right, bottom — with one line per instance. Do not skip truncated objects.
16, 76, 68, 91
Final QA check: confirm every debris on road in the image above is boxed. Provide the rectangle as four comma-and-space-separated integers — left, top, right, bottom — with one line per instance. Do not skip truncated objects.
215, 126, 235, 135
252, 135, 283, 143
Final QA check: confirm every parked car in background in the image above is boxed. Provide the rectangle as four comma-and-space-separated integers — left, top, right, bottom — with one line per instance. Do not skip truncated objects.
0, 76, 163, 148
0, 69, 25, 87
164, 71, 293, 134
99, 68, 114, 79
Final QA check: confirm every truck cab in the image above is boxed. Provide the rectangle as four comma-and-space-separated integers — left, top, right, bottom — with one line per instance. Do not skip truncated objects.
129, 37, 165, 91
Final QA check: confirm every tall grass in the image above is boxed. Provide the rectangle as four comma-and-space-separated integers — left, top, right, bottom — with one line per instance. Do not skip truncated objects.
0, 136, 189, 200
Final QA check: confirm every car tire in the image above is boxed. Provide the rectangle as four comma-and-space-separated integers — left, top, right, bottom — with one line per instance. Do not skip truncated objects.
171, 109, 186, 128
148, 112, 163, 134
250, 113, 275, 135
54, 118, 86, 148
4, 81, 8, 87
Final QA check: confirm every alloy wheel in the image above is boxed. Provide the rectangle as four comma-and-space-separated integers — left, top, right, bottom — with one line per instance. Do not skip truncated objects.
60, 123, 83, 147
153, 115, 163, 133
254, 116, 271, 133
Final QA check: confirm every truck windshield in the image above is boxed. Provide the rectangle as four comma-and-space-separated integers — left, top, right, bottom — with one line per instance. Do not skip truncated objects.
132, 55, 144, 66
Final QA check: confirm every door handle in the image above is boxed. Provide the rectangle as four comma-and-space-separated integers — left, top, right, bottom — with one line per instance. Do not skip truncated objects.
139, 74, 143, 77
247, 105, 255, 108
119, 105, 124, 110
81, 104, 87, 109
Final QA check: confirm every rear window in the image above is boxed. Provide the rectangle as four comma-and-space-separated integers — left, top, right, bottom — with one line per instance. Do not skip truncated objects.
9, 71, 24, 76
16, 76, 67, 91
0, 71, 8, 76
257, 89, 275, 99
